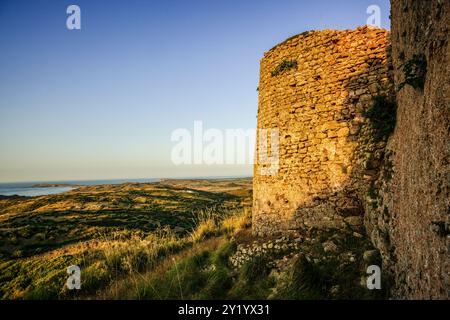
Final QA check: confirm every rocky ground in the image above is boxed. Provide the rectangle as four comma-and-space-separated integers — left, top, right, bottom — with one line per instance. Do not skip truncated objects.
230, 223, 388, 299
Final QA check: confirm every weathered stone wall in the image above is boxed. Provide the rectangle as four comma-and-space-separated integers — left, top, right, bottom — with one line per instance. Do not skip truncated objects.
376, 0, 449, 299
253, 26, 393, 236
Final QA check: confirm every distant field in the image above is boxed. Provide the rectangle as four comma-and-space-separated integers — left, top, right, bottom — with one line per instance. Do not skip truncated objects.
0, 178, 252, 261
0, 178, 253, 299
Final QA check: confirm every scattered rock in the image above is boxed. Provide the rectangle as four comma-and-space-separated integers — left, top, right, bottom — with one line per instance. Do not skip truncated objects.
344, 216, 363, 227
363, 250, 380, 264
323, 240, 338, 253
330, 285, 340, 296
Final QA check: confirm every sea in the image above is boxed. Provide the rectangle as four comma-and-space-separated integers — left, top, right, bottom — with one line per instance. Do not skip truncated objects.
0, 175, 250, 197
0, 178, 160, 197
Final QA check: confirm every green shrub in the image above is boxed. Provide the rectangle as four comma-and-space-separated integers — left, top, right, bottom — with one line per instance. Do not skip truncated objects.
367, 182, 379, 209
222, 254, 275, 299
271, 60, 297, 77
383, 151, 394, 182
210, 241, 236, 267
198, 265, 232, 299
364, 95, 397, 141
399, 54, 427, 90
274, 255, 325, 299
430, 221, 450, 237
240, 255, 272, 283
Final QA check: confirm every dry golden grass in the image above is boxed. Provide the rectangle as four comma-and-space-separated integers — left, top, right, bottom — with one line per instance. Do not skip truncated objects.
98, 237, 224, 299
0, 179, 253, 299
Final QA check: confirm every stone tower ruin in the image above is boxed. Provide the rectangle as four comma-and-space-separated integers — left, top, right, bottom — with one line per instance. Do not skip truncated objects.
253, 26, 393, 236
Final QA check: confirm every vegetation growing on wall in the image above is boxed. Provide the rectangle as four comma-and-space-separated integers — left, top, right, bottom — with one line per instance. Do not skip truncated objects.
364, 95, 397, 142
367, 182, 379, 210
380, 151, 395, 183
398, 54, 427, 90
430, 221, 450, 238
271, 60, 297, 77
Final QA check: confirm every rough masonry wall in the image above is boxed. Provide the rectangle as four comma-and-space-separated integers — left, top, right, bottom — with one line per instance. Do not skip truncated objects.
253, 27, 393, 237
379, 0, 449, 299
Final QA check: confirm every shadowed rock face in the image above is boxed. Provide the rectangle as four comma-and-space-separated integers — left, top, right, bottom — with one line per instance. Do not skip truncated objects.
253, 26, 393, 237
385, 0, 449, 299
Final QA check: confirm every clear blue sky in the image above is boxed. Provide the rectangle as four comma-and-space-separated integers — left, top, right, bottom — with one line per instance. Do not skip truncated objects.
0, 0, 390, 182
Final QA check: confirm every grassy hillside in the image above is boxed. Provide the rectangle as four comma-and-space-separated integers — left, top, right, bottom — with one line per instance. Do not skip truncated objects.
0, 178, 387, 300
0, 179, 251, 260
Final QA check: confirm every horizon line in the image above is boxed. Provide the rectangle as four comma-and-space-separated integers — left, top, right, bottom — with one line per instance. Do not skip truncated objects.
0, 174, 253, 185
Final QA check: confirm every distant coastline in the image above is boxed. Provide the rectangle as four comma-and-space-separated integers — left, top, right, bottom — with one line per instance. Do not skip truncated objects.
0, 176, 252, 197
31, 183, 77, 188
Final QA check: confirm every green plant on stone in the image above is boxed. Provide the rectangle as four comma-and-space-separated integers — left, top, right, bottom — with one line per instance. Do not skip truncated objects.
271, 60, 298, 77
382, 151, 394, 182
430, 221, 450, 238
399, 54, 427, 90
367, 182, 379, 209
364, 95, 397, 142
